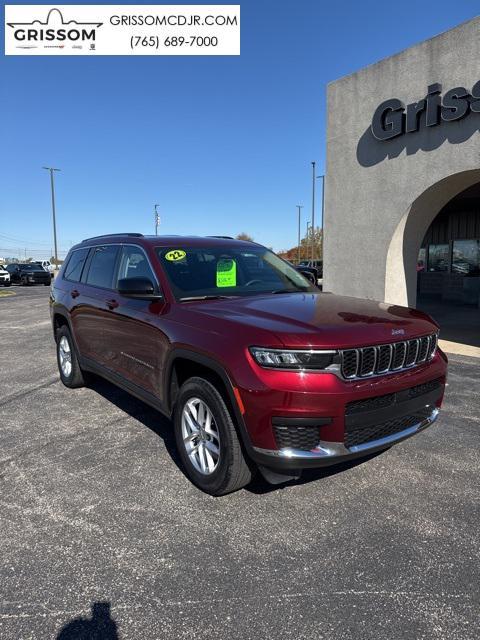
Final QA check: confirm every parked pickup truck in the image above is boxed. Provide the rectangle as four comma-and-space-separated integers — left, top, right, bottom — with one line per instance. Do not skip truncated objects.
50, 234, 447, 495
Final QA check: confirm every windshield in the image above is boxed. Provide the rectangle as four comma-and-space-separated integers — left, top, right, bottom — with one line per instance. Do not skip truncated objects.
20, 264, 39, 271
156, 246, 317, 300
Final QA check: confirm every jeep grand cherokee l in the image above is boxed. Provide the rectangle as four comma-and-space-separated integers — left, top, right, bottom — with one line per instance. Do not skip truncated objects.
50, 234, 447, 495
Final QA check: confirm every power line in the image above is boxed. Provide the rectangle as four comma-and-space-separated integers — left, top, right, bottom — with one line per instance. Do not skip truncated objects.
0, 243, 68, 253
0, 245, 68, 253
0, 233, 53, 247
0, 247, 68, 256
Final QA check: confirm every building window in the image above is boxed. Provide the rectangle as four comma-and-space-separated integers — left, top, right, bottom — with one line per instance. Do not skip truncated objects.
417, 247, 426, 272
427, 244, 449, 272
452, 239, 480, 276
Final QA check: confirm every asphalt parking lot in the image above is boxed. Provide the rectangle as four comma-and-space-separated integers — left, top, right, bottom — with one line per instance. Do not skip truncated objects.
1, 286, 479, 639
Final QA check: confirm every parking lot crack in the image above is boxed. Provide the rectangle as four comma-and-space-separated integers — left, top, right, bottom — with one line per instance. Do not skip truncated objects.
0, 376, 58, 408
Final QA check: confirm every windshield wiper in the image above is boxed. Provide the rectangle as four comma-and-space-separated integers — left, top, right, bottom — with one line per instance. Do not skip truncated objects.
179, 295, 238, 302
271, 288, 304, 294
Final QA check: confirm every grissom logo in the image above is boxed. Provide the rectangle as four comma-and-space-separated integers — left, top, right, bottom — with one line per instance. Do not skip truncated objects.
7, 8, 103, 50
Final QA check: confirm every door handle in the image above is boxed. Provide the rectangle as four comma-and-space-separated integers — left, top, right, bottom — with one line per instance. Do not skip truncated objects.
106, 298, 119, 310
71, 289, 80, 299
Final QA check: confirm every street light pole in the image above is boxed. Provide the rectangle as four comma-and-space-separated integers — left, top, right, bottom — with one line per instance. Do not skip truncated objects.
311, 161, 316, 261
43, 167, 60, 270
154, 204, 160, 236
296, 205, 303, 264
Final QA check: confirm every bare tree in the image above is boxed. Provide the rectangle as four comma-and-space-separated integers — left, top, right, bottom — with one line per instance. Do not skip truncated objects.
236, 232, 254, 242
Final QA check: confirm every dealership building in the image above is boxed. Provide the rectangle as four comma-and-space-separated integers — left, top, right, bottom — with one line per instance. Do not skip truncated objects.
324, 16, 480, 317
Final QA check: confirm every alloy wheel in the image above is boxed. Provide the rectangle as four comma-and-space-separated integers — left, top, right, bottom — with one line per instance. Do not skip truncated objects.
59, 336, 72, 378
181, 397, 221, 475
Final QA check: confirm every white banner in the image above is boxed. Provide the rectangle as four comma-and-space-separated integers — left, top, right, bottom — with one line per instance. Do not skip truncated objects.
4, 5, 240, 55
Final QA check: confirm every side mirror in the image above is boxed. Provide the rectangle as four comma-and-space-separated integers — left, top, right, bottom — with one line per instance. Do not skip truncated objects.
299, 270, 316, 285
117, 277, 163, 300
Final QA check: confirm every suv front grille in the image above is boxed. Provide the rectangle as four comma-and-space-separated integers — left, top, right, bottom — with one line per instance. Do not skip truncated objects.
345, 378, 442, 415
344, 408, 433, 448
340, 334, 438, 380
392, 342, 407, 369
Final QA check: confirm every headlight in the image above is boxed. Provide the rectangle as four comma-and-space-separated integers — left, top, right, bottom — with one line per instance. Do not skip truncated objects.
249, 347, 339, 371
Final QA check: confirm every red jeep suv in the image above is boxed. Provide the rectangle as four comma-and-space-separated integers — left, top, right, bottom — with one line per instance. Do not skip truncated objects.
50, 234, 447, 495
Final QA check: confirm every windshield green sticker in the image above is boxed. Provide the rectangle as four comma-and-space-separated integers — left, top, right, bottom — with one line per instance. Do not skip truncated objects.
216, 259, 237, 287
165, 249, 186, 262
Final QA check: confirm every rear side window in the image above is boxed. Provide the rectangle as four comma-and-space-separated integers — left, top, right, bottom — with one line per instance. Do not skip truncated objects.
85, 245, 120, 289
63, 248, 89, 282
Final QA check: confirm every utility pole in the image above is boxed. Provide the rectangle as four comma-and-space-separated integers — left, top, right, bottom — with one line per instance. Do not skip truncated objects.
43, 167, 60, 270
154, 204, 160, 236
296, 205, 303, 264
311, 161, 316, 261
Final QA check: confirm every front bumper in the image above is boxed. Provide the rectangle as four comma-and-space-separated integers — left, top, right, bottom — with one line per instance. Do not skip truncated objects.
28, 276, 50, 284
237, 349, 447, 471
252, 407, 439, 471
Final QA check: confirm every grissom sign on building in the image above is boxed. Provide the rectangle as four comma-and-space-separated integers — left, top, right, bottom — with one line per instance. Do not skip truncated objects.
4, 5, 240, 55
371, 81, 480, 140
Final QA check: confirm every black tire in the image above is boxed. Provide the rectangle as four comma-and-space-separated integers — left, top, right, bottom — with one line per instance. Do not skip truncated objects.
56, 325, 86, 388
21, 276, 28, 286
174, 377, 252, 496
44, 282, 50, 286
5, 282, 11, 287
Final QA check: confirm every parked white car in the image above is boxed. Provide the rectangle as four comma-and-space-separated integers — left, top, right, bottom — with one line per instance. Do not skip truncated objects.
0, 265, 11, 286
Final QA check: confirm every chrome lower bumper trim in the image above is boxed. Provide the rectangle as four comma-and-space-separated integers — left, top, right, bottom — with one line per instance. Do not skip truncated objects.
253, 408, 439, 460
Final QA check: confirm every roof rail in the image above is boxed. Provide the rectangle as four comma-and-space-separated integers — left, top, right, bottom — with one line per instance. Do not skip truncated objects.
206, 235, 235, 240
82, 233, 144, 242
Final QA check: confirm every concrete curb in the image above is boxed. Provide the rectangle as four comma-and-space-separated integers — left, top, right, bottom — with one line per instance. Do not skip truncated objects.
439, 339, 480, 358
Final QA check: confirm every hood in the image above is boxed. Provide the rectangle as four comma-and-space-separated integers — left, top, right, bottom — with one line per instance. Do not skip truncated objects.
183, 292, 437, 349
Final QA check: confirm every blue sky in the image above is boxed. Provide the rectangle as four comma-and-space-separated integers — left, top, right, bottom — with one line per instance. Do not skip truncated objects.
1, 1, 478, 258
